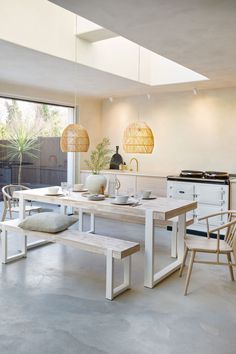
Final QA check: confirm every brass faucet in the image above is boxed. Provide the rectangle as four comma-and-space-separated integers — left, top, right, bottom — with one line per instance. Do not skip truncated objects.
129, 158, 139, 172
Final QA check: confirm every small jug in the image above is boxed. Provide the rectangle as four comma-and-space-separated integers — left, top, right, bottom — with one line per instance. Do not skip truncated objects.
108, 175, 121, 197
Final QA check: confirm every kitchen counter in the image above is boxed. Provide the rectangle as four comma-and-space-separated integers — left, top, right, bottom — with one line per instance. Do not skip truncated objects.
80, 169, 167, 178
80, 169, 167, 197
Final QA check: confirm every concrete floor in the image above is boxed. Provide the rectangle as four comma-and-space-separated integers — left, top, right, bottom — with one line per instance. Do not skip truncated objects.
0, 207, 236, 354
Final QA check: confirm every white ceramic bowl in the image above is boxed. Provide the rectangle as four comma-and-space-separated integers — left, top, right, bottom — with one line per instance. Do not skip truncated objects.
142, 190, 152, 198
74, 183, 84, 191
47, 186, 59, 194
115, 195, 129, 204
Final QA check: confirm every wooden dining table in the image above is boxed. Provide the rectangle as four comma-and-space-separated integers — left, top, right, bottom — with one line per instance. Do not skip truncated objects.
14, 187, 197, 288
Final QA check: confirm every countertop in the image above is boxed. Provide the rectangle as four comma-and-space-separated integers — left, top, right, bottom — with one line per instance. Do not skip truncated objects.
81, 170, 236, 183
80, 169, 167, 178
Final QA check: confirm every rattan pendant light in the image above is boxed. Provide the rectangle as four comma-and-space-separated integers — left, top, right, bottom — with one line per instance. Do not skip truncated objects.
123, 121, 154, 153
123, 47, 154, 154
60, 123, 90, 152
60, 16, 90, 153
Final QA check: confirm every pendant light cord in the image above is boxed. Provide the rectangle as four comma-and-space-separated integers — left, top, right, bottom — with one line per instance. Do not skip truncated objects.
74, 15, 78, 123
138, 46, 141, 121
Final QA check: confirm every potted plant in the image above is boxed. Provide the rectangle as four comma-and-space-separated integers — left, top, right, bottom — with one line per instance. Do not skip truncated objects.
85, 138, 112, 194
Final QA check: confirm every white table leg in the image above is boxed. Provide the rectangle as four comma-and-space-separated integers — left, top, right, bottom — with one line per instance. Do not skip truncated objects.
177, 213, 186, 262
144, 209, 154, 288
79, 209, 83, 232
19, 193, 50, 251
88, 213, 95, 234
19, 195, 26, 221
171, 221, 178, 258
144, 211, 187, 288
60, 205, 67, 215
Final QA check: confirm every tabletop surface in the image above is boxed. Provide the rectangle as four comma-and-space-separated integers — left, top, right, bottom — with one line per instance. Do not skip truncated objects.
14, 187, 197, 221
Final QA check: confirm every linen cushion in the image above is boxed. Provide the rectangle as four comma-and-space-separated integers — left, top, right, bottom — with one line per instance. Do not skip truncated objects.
18, 212, 78, 233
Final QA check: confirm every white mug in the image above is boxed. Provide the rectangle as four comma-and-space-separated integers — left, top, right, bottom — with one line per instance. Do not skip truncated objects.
142, 190, 152, 198
115, 195, 129, 204
47, 186, 59, 194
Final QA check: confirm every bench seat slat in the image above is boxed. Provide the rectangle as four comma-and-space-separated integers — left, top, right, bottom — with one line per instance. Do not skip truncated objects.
56, 231, 140, 259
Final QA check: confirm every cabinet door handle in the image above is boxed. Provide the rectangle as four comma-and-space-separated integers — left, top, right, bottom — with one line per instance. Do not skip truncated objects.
179, 191, 185, 194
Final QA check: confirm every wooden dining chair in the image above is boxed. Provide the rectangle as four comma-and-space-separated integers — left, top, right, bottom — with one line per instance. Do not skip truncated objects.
1, 184, 41, 221
179, 211, 236, 295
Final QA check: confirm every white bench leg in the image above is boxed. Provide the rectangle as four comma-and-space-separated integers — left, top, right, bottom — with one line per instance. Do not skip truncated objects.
171, 221, 178, 258
1, 226, 8, 264
106, 249, 114, 300
124, 256, 131, 287
106, 249, 132, 301
1, 227, 27, 264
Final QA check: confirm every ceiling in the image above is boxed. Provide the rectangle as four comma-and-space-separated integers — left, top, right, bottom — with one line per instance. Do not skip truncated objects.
0, 40, 152, 98
50, 0, 236, 89
1, 0, 236, 98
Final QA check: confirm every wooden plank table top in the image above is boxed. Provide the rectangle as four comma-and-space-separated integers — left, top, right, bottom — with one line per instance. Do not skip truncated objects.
14, 187, 197, 221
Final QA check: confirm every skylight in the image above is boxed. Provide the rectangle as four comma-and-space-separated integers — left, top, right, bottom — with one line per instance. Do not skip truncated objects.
76, 16, 208, 86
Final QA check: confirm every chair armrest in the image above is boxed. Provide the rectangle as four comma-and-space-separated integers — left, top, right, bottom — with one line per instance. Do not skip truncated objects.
209, 219, 236, 234
198, 211, 235, 222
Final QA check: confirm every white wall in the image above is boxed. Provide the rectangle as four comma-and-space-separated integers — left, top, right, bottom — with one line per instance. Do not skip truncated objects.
79, 97, 102, 169
100, 87, 236, 175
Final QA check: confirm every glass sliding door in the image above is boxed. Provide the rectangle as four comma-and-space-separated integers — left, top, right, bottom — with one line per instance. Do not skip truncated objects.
0, 97, 73, 199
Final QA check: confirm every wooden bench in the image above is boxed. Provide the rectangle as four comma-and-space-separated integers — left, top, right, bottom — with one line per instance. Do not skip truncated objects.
0, 219, 140, 300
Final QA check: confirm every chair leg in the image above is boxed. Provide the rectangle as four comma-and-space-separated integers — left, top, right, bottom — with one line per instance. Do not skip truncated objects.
227, 253, 234, 281
184, 250, 196, 296
179, 247, 188, 277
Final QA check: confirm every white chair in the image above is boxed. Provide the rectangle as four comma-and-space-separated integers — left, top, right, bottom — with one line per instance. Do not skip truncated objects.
1, 184, 41, 221
179, 211, 236, 295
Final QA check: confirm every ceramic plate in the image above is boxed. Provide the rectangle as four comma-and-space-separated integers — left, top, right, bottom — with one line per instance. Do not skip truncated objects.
72, 189, 88, 192
111, 199, 137, 206
142, 196, 157, 200
81, 192, 90, 197
88, 194, 105, 201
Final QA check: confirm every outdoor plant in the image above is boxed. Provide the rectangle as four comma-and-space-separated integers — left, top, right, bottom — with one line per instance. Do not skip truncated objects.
85, 138, 113, 174
2, 121, 41, 185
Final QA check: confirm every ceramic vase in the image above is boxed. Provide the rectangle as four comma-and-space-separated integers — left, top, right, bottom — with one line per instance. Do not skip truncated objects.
86, 174, 107, 194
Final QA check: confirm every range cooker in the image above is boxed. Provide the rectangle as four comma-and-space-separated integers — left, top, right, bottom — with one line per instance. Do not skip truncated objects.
167, 170, 231, 235
168, 170, 230, 184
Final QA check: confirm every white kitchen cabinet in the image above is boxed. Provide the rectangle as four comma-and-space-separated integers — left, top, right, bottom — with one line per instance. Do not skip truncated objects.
114, 174, 136, 194
167, 179, 229, 234
80, 170, 167, 197
136, 176, 167, 197
167, 181, 195, 220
